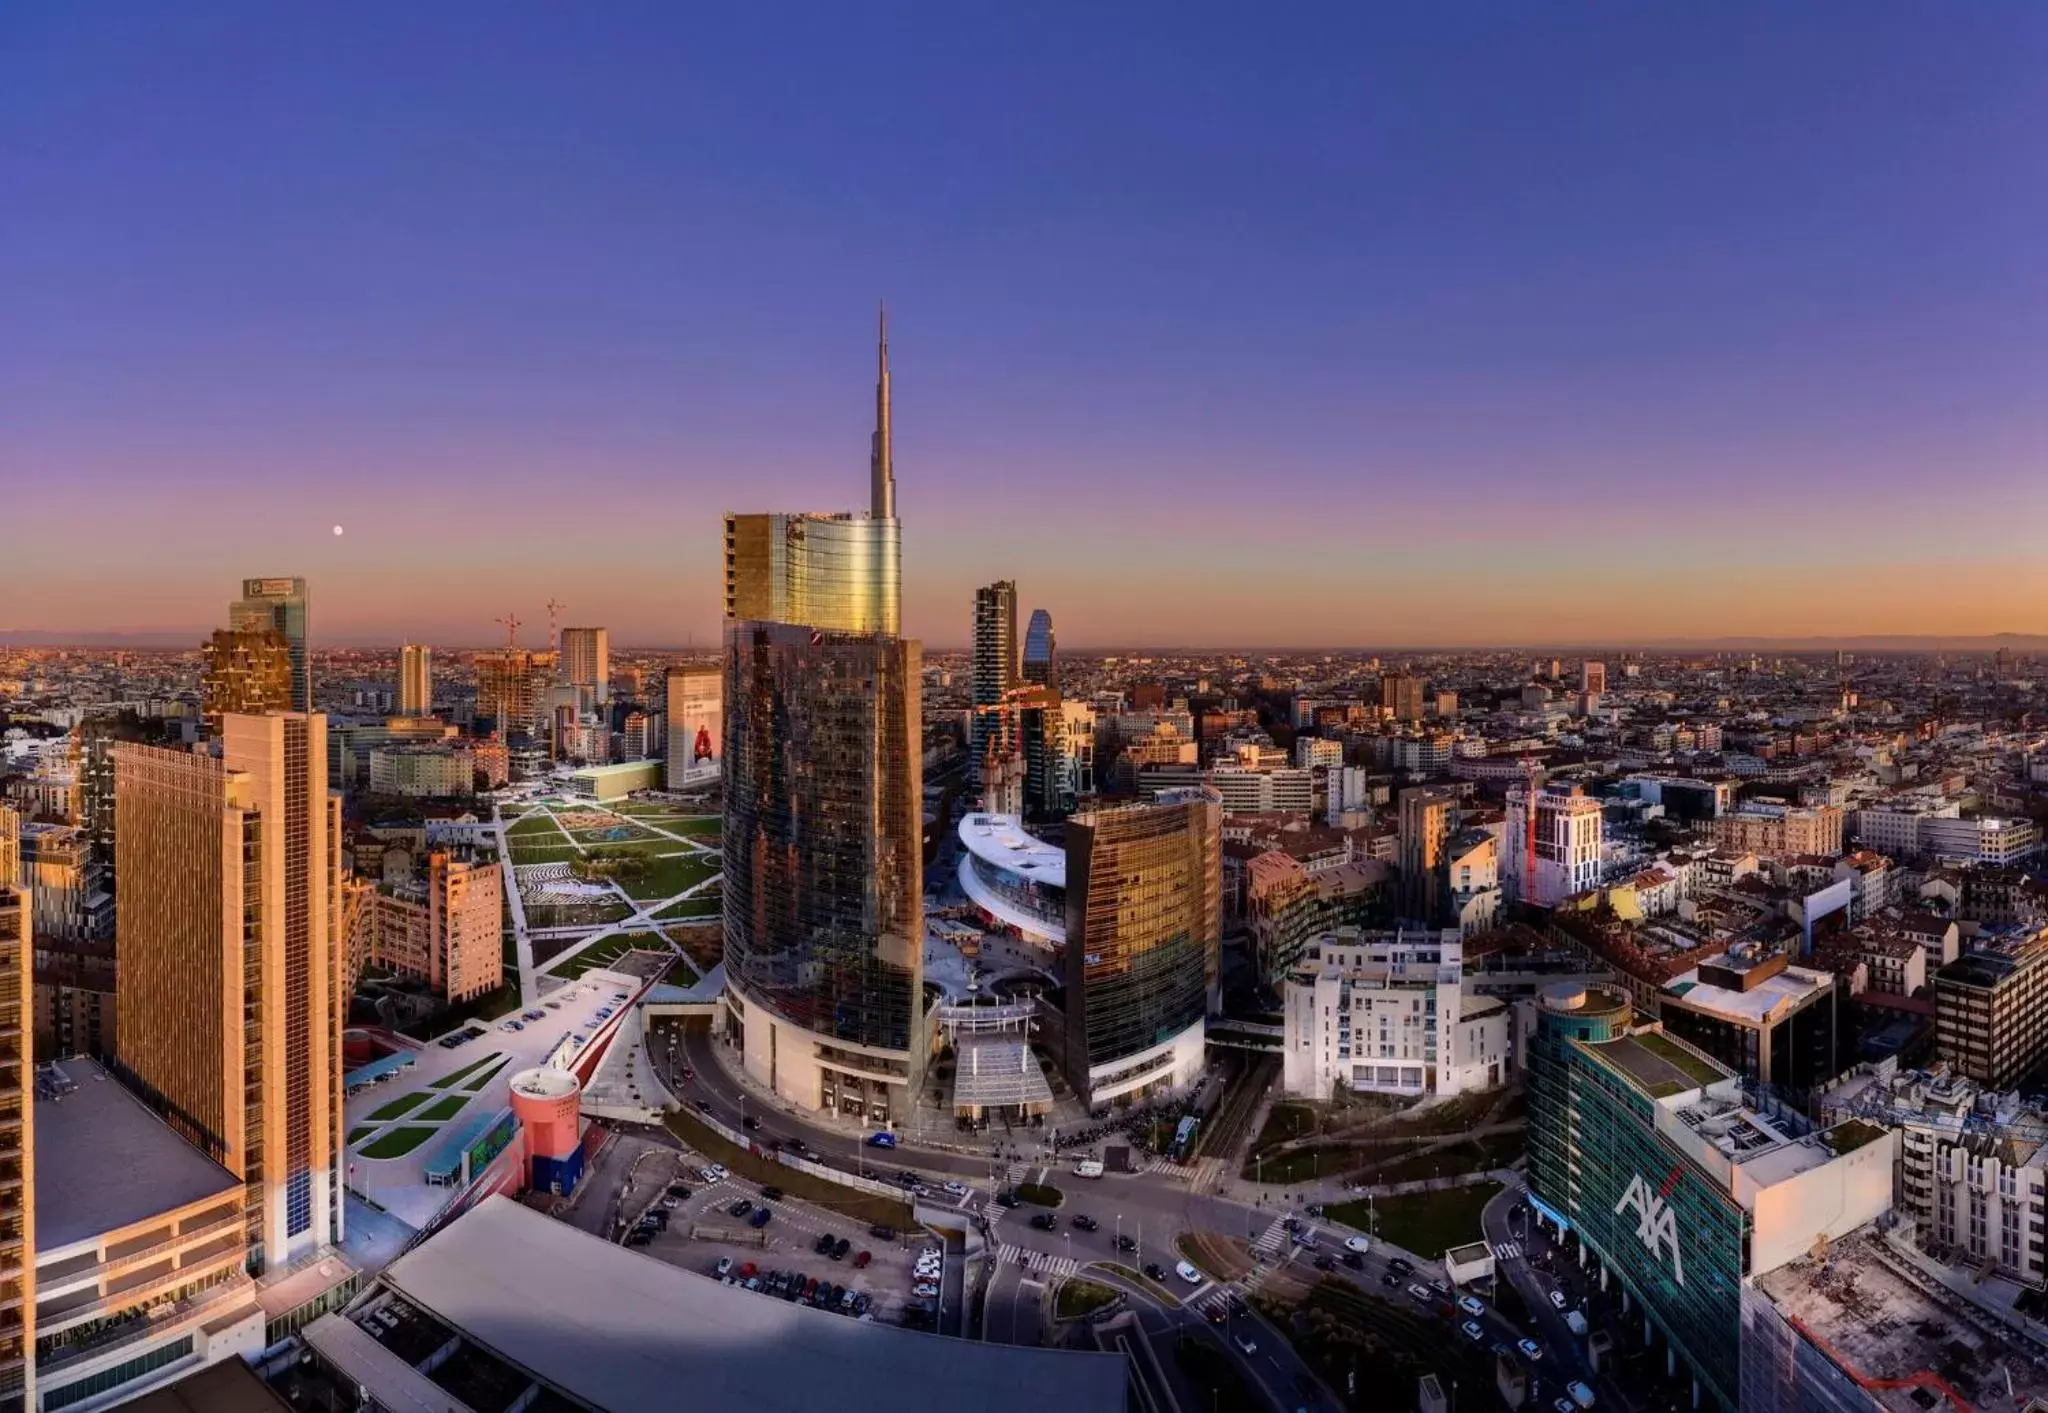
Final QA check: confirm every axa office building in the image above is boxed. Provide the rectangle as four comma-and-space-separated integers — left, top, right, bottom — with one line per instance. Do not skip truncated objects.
1526, 985, 1895, 1412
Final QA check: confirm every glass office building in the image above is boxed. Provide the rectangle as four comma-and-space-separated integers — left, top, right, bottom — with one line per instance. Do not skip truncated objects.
723, 512, 902, 638
1060, 787, 1220, 1107
229, 576, 310, 713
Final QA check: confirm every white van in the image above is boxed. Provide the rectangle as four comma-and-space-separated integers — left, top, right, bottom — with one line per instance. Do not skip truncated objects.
1073, 1159, 1104, 1178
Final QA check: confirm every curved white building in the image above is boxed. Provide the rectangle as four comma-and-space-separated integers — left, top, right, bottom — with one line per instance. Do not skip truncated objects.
957, 813, 1067, 947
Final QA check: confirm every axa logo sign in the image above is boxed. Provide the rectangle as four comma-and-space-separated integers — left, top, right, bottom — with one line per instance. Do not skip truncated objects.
1613, 1167, 1686, 1287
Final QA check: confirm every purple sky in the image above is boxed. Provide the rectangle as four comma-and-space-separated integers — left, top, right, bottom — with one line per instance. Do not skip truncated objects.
3, 5, 2044, 648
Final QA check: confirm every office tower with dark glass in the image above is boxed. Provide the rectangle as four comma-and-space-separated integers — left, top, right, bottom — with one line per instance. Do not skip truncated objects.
399, 643, 433, 716
229, 577, 310, 712
1057, 786, 1221, 1109
1022, 607, 1056, 689
200, 627, 294, 737
113, 714, 343, 1272
721, 309, 925, 1124
558, 627, 610, 712
971, 581, 1020, 789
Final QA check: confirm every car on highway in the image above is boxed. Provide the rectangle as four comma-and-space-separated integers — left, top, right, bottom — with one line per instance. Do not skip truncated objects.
1555, 1400, 1578, 1413
941, 1180, 967, 1197
1070, 1215, 1098, 1232
1028, 1212, 1057, 1231
1143, 1263, 1168, 1282
1379, 1272, 1398, 1287
1344, 1235, 1371, 1253
996, 1188, 1020, 1208
1386, 1256, 1414, 1276
1549, 1289, 1569, 1311
1406, 1283, 1432, 1304
1342, 1252, 1364, 1270
695, 1099, 713, 1114
1461, 1321, 1485, 1343
679, 1066, 694, 1082
1174, 1261, 1202, 1284
1517, 1339, 1543, 1362
1235, 1333, 1257, 1355
1312, 1255, 1335, 1271
1457, 1295, 1484, 1318
1114, 1235, 1138, 1253
865, 1131, 897, 1149
742, 1116, 761, 1131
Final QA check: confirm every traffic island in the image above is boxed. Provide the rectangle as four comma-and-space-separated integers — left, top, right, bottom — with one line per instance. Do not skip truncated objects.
1088, 1262, 1182, 1309
1176, 1232, 1252, 1283
1016, 1181, 1063, 1207
1053, 1277, 1121, 1322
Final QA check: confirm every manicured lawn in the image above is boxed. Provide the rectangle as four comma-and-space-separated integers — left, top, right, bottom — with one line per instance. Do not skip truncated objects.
1250, 1100, 1321, 1156
1361, 1132, 1523, 1185
1325, 1181, 1503, 1260
460, 1056, 512, 1092
431, 1051, 504, 1089
504, 814, 560, 837
653, 895, 720, 921
544, 933, 637, 978
1054, 1278, 1120, 1320
1243, 1143, 1356, 1184
416, 1093, 471, 1122
1091, 1261, 1182, 1308
365, 1089, 434, 1122
613, 852, 719, 901
347, 1125, 373, 1144
360, 1125, 438, 1159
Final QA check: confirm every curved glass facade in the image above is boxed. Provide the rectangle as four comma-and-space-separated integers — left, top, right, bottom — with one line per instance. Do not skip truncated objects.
963, 852, 1066, 938
723, 513, 901, 637
722, 622, 922, 1057
1062, 788, 1220, 1100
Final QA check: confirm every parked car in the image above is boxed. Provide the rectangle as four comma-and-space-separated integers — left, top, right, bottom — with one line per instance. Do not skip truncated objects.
727, 1198, 753, 1218
713, 1257, 732, 1278
913, 1282, 939, 1299
760, 1186, 784, 1202
815, 1234, 836, 1255
666, 1184, 692, 1200
749, 1207, 772, 1229
853, 1250, 872, 1269
869, 1225, 898, 1241
701, 1164, 728, 1182
695, 1099, 714, 1114
865, 1131, 897, 1149
941, 1181, 967, 1197
830, 1237, 850, 1260
625, 1229, 652, 1246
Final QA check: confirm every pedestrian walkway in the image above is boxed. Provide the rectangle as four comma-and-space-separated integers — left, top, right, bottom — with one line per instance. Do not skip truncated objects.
1249, 1217, 1290, 1260
996, 1242, 1080, 1278
1187, 1286, 1239, 1319
1492, 1240, 1523, 1261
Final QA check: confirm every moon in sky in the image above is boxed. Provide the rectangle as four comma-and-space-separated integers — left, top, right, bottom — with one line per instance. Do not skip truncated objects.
333, 525, 344, 536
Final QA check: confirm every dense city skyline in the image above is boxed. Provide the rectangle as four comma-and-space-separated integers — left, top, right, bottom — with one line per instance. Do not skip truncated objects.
5, 6, 2044, 646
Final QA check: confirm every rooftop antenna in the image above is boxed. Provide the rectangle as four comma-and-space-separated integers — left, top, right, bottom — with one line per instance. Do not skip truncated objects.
493, 613, 523, 649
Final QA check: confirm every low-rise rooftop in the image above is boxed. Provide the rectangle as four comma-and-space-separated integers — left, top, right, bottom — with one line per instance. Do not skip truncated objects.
34, 1057, 240, 1250
958, 813, 1067, 889
1589, 1028, 1731, 1099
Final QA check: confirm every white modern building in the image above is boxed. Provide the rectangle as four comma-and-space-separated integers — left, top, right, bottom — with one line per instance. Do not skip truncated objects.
1501, 784, 1604, 907
1281, 928, 1512, 1101
1853, 801, 2040, 866
956, 813, 1067, 949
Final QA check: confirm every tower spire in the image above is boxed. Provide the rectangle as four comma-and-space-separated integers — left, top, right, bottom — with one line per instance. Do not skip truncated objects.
870, 301, 894, 520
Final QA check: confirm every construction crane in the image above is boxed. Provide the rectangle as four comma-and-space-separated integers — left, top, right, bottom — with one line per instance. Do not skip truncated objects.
545, 598, 565, 649
1522, 757, 1542, 905
492, 613, 523, 650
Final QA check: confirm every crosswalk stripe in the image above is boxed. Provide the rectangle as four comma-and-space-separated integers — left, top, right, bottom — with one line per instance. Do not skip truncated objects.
1493, 1241, 1523, 1261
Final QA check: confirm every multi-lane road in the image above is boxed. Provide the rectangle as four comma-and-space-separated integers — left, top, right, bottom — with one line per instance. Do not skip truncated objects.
652, 1018, 1600, 1413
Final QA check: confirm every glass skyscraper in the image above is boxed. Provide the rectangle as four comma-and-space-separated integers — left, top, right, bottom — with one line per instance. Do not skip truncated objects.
1022, 607, 1056, 688
1059, 786, 1220, 1108
721, 308, 923, 1123
229, 576, 310, 713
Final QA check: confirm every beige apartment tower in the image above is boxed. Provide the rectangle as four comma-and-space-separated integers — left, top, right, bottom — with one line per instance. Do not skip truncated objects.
0, 886, 33, 1413
113, 715, 342, 1274
399, 643, 433, 717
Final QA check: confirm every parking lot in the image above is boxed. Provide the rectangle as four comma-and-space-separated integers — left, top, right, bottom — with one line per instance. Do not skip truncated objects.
630, 1170, 941, 1328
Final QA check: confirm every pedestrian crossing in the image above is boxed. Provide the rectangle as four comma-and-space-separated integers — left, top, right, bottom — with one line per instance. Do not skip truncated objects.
1249, 1217, 1290, 1259
1188, 1286, 1238, 1319
1493, 1241, 1524, 1261
996, 1242, 1080, 1278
